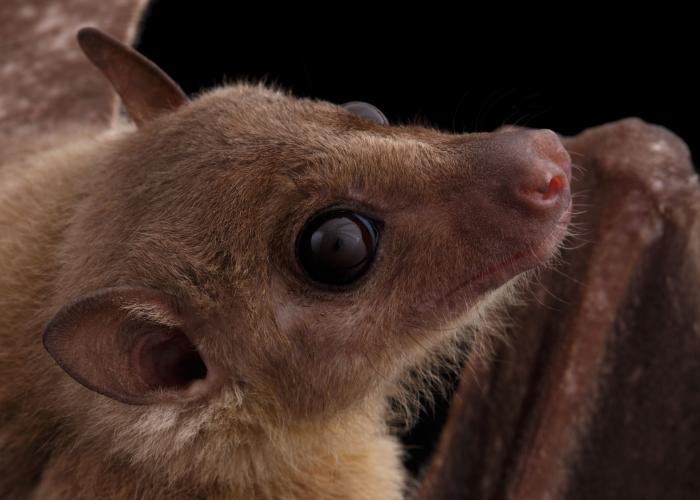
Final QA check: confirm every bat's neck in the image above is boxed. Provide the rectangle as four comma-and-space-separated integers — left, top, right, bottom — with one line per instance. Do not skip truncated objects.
33, 399, 407, 499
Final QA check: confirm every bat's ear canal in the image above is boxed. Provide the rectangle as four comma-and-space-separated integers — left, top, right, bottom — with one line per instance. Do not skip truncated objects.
43, 287, 221, 405
77, 27, 189, 127
341, 101, 389, 125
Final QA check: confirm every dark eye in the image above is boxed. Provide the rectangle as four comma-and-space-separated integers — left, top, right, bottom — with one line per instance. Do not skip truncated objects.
296, 209, 380, 286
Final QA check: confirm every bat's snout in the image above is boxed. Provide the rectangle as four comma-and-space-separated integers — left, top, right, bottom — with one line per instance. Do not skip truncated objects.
491, 129, 572, 225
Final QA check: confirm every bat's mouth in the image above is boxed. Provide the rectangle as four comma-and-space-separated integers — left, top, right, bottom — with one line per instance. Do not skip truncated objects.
418, 202, 572, 315
463, 204, 571, 290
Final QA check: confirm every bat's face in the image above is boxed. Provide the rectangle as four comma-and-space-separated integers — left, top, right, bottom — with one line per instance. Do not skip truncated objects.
44, 31, 571, 425
46, 84, 571, 418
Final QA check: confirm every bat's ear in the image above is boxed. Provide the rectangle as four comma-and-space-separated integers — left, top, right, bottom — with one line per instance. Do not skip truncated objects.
77, 27, 189, 127
341, 101, 389, 125
43, 287, 221, 405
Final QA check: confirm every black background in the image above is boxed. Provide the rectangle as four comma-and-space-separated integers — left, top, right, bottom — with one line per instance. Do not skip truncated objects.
136, 1, 697, 477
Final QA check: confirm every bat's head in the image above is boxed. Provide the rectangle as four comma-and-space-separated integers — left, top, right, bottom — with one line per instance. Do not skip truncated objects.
43, 28, 570, 436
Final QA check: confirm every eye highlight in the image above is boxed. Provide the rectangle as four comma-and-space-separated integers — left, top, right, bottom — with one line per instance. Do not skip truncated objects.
296, 209, 380, 286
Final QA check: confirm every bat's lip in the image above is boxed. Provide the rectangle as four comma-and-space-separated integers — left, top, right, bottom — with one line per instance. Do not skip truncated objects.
419, 202, 572, 315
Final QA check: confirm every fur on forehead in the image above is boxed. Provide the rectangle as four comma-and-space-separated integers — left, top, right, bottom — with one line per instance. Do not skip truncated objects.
171, 83, 449, 161
121, 83, 458, 215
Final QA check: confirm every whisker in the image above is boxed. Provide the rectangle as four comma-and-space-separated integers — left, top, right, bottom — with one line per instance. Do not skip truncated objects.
567, 149, 585, 159
549, 265, 586, 287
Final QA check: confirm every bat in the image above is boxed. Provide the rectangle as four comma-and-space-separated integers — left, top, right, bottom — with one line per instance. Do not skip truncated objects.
1, 23, 572, 500
3, 2, 698, 499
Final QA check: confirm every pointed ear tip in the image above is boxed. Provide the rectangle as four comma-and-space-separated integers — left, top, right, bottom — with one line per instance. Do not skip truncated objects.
76, 27, 119, 54
42, 312, 68, 360
41, 326, 53, 355
42, 320, 72, 381
76, 27, 102, 57
76, 26, 99, 44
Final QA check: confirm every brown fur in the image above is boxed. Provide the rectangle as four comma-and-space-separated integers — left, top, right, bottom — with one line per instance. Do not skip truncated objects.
0, 36, 571, 498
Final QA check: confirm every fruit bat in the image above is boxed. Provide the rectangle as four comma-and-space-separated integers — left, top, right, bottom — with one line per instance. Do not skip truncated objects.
1, 2, 698, 499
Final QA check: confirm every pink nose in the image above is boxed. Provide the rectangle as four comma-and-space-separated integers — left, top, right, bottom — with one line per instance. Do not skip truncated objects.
511, 129, 571, 213
517, 163, 569, 211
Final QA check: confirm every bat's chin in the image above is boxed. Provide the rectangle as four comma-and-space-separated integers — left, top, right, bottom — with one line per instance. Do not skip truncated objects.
417, 202, 571, 318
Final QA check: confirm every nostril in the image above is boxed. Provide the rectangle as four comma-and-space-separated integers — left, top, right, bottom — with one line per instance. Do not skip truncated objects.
489, 129, 573, 215
537, 175, 566, 200
517, 169, 569, 210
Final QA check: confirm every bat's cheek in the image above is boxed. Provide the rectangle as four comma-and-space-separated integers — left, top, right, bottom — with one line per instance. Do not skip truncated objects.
408, 196, 572, 324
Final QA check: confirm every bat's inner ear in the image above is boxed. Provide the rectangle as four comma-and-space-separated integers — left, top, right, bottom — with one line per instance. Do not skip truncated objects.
135, 325, 207, 391
43, 287, 220, 405
341, 101, 389, 125
76, 27, 189, 127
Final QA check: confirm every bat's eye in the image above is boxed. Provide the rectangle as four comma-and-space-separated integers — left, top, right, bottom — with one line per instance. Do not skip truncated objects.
297, 209, 380, 286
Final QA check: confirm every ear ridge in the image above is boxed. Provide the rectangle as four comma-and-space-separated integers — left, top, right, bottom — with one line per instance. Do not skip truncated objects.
43, 287, 217, 405
121, 301, 179, 327
77, 27, 189, 127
